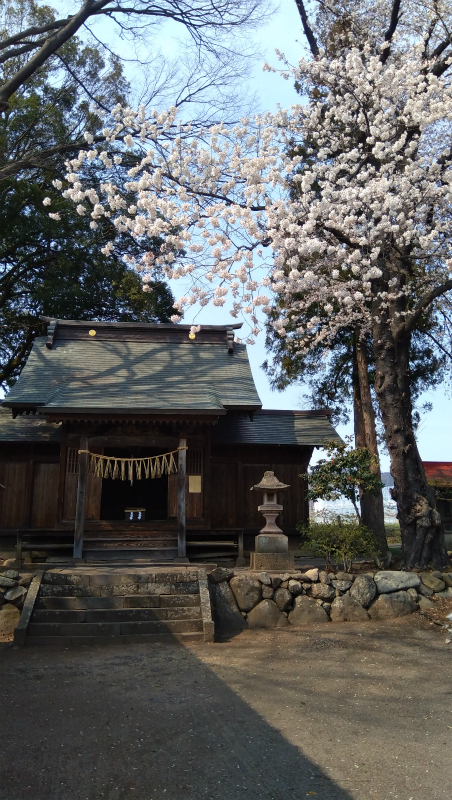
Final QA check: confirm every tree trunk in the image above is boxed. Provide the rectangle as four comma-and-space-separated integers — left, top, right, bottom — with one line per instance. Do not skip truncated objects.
372, 311, 448, 569
352, 331, 388, 560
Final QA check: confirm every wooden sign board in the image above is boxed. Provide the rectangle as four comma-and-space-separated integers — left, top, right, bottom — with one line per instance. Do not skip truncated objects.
189, 475, 202, 494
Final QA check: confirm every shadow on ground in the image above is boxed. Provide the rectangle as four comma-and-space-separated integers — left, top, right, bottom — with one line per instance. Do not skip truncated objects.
0, 631, 353, 800
1, 616, 452, 800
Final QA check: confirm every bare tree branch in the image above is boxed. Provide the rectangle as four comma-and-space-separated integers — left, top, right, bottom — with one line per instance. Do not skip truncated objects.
424, 330, 452, 360
0, 0, 112, 112
0, 38, 47, 66
407, 279, 452, 333
293, 0, 319, 57
0, 136, 119, 181
432, 35, 452, 59
56, 52, 112, 114
0, 0, 269, 113
0, 17, 71, 50
380, 0, 401, 65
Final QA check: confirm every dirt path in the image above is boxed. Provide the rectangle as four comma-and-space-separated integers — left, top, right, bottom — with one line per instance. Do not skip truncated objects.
1, 616, 451, 800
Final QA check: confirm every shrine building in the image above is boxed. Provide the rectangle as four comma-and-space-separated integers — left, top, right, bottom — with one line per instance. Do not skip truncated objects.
0, 317, 339, 564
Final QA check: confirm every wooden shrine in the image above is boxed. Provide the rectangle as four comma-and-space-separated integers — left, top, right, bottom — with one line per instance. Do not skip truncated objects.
0, 317, 340, 563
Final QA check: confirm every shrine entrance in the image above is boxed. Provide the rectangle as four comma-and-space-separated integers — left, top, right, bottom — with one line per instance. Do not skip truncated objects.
100, 447, 168, 522
99, 448, 169, 521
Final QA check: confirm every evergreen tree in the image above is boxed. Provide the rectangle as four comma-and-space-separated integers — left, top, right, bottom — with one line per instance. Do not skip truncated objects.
0, 16, 175, 389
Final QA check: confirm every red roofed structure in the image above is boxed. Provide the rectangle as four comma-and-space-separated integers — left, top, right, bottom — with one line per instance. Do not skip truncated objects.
423, 462, 452, 545
423, 462, 452, 488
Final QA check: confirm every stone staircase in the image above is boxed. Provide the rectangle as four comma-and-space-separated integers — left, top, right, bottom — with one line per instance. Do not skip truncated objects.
22, 567, 214, 645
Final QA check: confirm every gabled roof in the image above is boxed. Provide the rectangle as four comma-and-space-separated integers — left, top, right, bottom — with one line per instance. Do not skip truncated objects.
212, 410, 341, 446
424, 461, 452, 487
2, 319, 262, 418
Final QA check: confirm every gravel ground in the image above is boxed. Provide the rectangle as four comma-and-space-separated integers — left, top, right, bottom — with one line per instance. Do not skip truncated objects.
0, 615, 451, 800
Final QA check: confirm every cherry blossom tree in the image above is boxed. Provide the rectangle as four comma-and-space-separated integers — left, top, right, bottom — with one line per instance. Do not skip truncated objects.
54, 0, 452, 567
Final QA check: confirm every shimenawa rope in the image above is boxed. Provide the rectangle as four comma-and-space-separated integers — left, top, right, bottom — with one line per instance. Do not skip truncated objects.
78, 446, 187, 481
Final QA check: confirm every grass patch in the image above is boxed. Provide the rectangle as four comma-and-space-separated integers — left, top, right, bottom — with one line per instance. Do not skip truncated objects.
385, 523, 401, 545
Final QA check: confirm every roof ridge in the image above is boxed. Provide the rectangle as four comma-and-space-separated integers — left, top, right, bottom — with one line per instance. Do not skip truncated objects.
39, 316, 243, 331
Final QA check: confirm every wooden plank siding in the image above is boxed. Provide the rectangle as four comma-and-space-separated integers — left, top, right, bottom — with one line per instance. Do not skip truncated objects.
210, 462, 238, 527
30, 463, 59, 528
243, 464, 266, 528
0, 461, 30, 527
63, 447, 103, 521
211, 443, 312, 532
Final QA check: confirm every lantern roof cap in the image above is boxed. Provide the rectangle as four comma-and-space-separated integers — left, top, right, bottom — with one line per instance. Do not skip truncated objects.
252, 470, 289, 491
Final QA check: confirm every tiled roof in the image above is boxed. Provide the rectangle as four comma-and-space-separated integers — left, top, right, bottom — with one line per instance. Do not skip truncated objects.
423, 461, 452, 487
212, 410, 341, 446
0, 406, 340, 446
0, 406, 61, 441
43, 382, 226, 412
3, 323, 262, 415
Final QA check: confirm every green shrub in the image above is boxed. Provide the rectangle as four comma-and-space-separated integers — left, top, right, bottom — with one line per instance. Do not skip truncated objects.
298, 516, 378, 571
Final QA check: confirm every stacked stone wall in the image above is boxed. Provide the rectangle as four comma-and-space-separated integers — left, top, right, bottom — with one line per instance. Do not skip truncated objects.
209, 567, 452, 630
0, 570, 31, 610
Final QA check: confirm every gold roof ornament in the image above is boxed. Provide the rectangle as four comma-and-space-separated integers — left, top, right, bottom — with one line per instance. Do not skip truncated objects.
252, 470, 289, 492
88, 329, 97, 336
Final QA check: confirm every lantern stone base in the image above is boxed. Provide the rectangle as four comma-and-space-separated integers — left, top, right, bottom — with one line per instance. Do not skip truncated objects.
250, 552, 295, 571
255, 532, 289, 553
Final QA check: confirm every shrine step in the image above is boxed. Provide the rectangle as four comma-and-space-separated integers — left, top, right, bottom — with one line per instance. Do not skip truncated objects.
25, 632, 204, 646
32, 606, 202, 622
36, 593, 201, 610
21, 567, 214, 646
28, 618, 204, 636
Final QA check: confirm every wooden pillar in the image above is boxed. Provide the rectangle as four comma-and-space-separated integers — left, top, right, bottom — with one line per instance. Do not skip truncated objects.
73, 435, 89, 560
56, 423, 68, 524
203, 428, 211, 526
16, 530, 23, 565
176, 436, 188, 561
25, 459, 34, 529
236, 529, 246, 566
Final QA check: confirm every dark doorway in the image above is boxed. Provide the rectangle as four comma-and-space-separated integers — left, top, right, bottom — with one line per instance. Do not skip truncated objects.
100, 448, 169, 521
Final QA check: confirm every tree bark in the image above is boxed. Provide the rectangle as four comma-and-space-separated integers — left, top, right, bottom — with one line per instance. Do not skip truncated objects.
372, 308, 448, 568
352, 331, 388, 559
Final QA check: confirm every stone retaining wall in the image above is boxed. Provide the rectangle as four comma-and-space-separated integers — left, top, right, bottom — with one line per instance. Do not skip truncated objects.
0, 569, 31, 610
209, 567, 452, 631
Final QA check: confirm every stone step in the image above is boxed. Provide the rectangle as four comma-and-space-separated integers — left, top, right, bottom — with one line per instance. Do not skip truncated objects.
25, 631, 204, 646
28, 618, 203, 637
38, 582, 199, 598
32, 607, 202, 623
41, 570, 199, 584
20, 567, 212, 647
36, 593, 201, 610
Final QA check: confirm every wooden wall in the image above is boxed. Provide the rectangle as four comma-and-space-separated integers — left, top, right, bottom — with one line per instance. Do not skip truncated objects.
0, 462, 29, 527
0, 444, 61, 529
168, 445, 204, 520
31, 463, 59, 527
210, 444, 312, 531
0, 439, 313, 535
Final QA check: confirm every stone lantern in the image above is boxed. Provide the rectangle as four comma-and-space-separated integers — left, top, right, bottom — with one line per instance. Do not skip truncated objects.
250, 471, 295, 571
